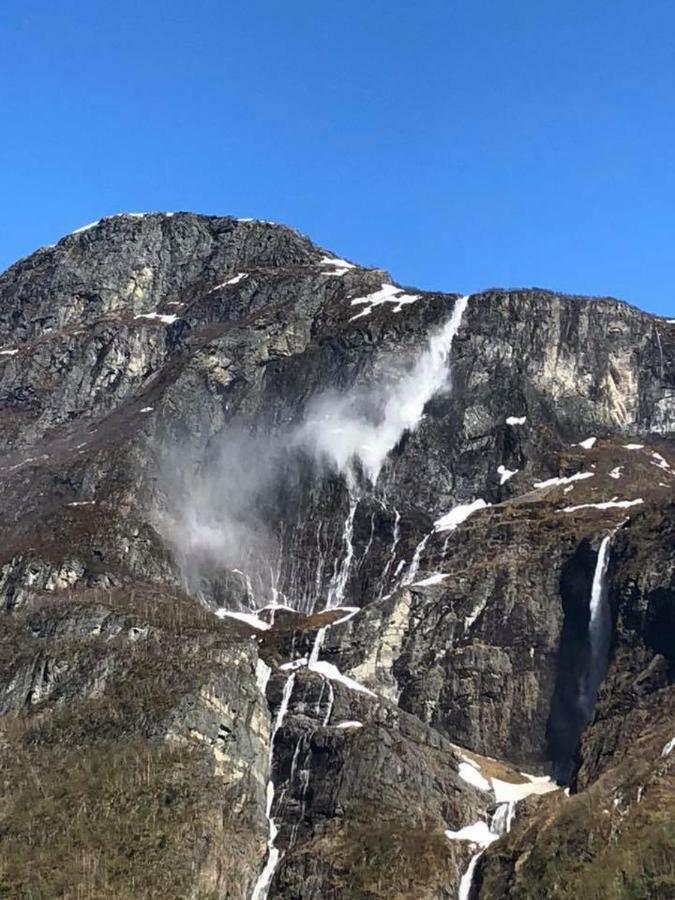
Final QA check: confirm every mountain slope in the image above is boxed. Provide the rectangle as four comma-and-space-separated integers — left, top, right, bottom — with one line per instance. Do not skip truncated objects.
0, 213, 673, 898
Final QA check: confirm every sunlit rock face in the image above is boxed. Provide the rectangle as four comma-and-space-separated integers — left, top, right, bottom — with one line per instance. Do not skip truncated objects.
0, 212, 673, 898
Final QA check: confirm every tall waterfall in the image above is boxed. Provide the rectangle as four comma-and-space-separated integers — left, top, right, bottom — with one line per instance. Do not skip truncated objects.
581, 534, 613, 719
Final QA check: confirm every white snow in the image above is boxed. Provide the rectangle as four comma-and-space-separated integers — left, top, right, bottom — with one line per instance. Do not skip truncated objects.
561, 499, 644, 513
578, 437, 597, 449
140, 406, 154, 413
320, 255, 355, 276
651, 452, 670, 470
498, 465, 518, 485
209, 272, 248, 292
279, 657, 309, 672
609, 466, 623, 479
491, 776, 558, 803
308, 660, 376, 696
434, 499, 488, 532
661, 737, 675, 757
623, 443, 644, 450
67, 500, 95, 507
0, 349, 18, 356
349, 282, 421, 320
506, 415, 526, 425
445, 820, 498, 847
534, 471, 594, 489
215, 609, 271, 630
458, 762, 491, 792
411, 573, 449, 587
71, 220, 100, 234
335, 720, 363, 730
325, 605, 361, 626
134, 312, 178, 325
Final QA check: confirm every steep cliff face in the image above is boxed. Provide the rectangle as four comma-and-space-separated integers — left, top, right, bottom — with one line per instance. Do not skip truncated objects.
0, 213, 672, 898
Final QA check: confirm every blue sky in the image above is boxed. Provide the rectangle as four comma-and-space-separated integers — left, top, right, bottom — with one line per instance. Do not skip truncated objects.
1, 1, 674, 315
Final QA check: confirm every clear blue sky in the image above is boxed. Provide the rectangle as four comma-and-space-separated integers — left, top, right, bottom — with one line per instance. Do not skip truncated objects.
1, 1, 674, 315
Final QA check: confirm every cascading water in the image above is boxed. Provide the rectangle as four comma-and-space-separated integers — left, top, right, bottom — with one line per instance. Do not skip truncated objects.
581, 534, 612, 719
253, 297, 471, 899
251, 673, 297, 900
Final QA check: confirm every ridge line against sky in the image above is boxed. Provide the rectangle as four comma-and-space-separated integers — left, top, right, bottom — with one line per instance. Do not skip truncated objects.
1, 0, 674, 315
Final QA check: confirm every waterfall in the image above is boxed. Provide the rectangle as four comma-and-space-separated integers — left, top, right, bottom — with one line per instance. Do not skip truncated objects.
581, 534, 612, 719
490, 801, 516, 836
401, 531, 431, 586
251, 673, 297, 900
458, 852, 482, 900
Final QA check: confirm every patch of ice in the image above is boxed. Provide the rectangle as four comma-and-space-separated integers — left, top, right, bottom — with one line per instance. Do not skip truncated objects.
609, 466, 623, 479
411, 573, 449, 587
134, 312, 179, 325
445, 820, 498, 847
578, 437, 597, 449
335, 720, 363, 729
534, 471, 594, 489
434, 499, 488, 532
492, 776, 558, 803
308, 660, 375, 696
215, 609, 271, 631
458, 762, 491, 792
506, 415, 526, 425
498, 465, 518, 485
623, 443, 644, 450
661, 737, 675, 757
0, 349, 18, 356
561, 499, 644, 513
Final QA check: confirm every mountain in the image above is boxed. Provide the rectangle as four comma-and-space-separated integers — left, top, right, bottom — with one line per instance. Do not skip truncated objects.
0, 212, 673, 899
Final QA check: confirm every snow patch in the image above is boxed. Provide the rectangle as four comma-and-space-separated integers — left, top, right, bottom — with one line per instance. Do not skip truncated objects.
561, 499, 644, 513
578, 437, 597, 449
506, 415, 526, 425
662, 737, 675, 757
534, 471, 594, 489
445, 821, 498, 847
498, 465, 518, 484
458, 762, 491, 792
492, 776, 558, 803
609, 466, 623, 479
434, 499, 488, 532
349, 282, 421, 320
308, 660, 375, 696
411, 573, 449, 587
134, 312, 178, 325
215, 609, 271, 630
140, 406, 154, 413
0, 349, 18, 356
623, 443, 644, 450
209, 272, 248, 292
651, 452, 670, 470
335, 720, 363, 730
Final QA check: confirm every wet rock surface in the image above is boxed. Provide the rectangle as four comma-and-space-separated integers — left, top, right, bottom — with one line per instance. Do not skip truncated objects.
0, 213, 673, 898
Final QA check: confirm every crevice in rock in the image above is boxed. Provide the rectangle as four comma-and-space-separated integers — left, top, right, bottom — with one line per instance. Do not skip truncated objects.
546, 539, 597, 784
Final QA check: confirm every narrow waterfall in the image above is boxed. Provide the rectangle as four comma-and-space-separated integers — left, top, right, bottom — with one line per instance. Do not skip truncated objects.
581, 534, 613, 719
251, 673, 297, 900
